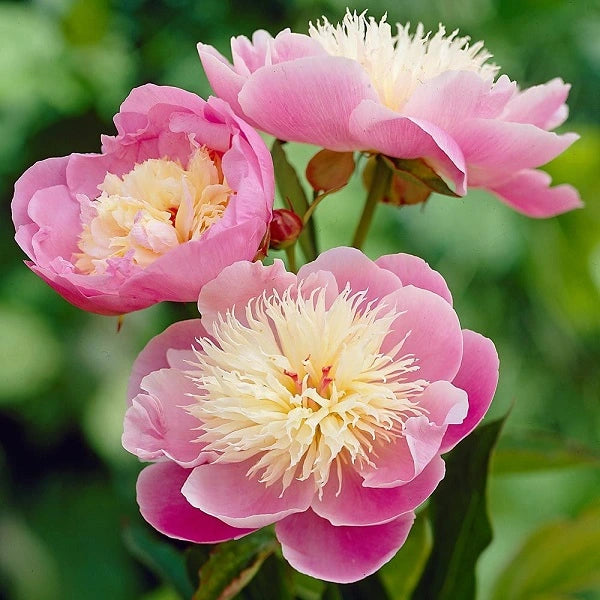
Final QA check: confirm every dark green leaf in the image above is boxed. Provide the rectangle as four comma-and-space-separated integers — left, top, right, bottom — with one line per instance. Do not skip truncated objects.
339, 574, 391, 600
382, 156, 461, 198
185, 545, 213, 591
292, 571, 326, 600
238, 553, 293, 600
193, 529, 278, 600
271, 139, 317, 261
321, 584, 343, 600
380, 511, 431, 599
491, 430, 600, 475
412, 415, 508, 600
491, 503, 600, 600
123, 524, 194, 600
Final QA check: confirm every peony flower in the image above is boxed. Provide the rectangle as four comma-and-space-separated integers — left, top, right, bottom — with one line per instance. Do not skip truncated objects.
198, 10, 581, 217
123, 247, 499, 583
12, 84, 273, 315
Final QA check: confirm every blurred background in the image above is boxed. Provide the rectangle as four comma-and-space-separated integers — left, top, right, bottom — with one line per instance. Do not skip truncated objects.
1, 0, 599, 598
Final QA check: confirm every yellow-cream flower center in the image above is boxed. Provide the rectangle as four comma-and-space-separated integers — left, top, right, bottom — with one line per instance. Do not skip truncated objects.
309, 10, 499, 111
187, 286, 429, 496
75, 147, 231, 274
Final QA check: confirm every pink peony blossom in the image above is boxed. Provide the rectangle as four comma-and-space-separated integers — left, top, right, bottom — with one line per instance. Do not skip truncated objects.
12, 84, 274, 315
123, 247, 499, 583
198, 11, 581, 217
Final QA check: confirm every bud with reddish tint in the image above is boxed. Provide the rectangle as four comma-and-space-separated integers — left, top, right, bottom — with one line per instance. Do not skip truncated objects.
269, 209, 304, 249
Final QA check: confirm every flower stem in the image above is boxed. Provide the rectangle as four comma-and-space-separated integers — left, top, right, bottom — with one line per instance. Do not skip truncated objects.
351, 155, 392, 250
285, 243, 298, 273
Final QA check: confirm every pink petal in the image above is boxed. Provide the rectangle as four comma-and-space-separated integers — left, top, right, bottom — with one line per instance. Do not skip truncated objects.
360, 383, 466, 488
455, 119, 578, 182
137, 461, 254, 543
26, 185, 81, 266
275, 509, 415, 583
501, 78, 571, 129
197, 259, 296, 331
271, 30, 326, 63
381, 285, 463, 383
313, 456, 444, 526
119, 83, 205, 116
238, 56, 378, 150
181, 460, 315, 528
349, 99, 467, 195
120, 218, 268, 303
297, 247, 402, 305
128, 319, 206, 402
198, 43, 248, 117
123, 368, 211, 467
486, 168, 583, 218
12, 156, 69, 229
376, 253, 452, 304
441, 329, 500, 453
403, 71, 514, 130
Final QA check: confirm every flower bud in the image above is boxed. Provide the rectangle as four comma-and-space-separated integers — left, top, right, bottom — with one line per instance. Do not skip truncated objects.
269, 209, 303, 249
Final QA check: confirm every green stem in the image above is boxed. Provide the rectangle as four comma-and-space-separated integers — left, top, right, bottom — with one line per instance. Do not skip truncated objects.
351, 155, 392, 250
285, 243, 298, 273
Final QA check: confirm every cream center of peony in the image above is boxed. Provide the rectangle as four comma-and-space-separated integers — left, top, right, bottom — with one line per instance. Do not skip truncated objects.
75, 148, 231, 274
309, 10, 499, 111
187, 286, 429, 496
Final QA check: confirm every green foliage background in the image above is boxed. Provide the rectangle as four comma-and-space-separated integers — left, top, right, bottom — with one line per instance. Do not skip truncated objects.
0, 0, 598, 598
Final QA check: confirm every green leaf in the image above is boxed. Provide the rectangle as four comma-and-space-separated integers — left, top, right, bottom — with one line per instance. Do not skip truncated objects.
237, 553, 293, 600
123, 524, 194, 600
412, 415, 508, 600
192, 529, 278, 600
381, 156, 461, 198
491, 503, 600, 600
292, 571, 326, 600
271, 139, 317, 261
380, 511, 431, 599
491, 430, 600, 475
338, 574, 391, 600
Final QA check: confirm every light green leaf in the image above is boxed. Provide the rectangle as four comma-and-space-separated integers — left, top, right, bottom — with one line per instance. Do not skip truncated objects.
412, 415, 507, 600
271, 139, 317, 261
380, 511, 431, 599
492, 431, 600, 475
193, 529, 277, 600
491, 503, 600, 600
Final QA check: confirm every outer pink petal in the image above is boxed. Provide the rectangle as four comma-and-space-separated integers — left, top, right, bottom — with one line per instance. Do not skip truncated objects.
486, 168, 583, 218
238, 56, 378, 150
349, 99, 467, 195
12, 156, 69, 229
119, 83, 205, 116
197, 259, 296, 331
297, 247, 402, 305
313, 456, 445, 526
26, 185, 81, 267
128, 319, 206, 402
181, 460, 315, 528
276, 509, 415, 583
441, 330, 499, 453
376, 253, 452, 304
123, 368, 211, 467
198, 44, 247, 117
456, 118, 578, 181
137, 462, 254, 543
501, 78, 571, 129
382, 285, 463, 383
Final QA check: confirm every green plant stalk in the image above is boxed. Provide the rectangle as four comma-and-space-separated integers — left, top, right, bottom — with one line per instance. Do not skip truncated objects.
285, 243, 298, 273
351, 155, 392, 250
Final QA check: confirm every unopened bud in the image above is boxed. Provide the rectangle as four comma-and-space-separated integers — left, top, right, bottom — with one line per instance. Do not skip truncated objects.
269, 209, 303, 250
306, 149, 355, 193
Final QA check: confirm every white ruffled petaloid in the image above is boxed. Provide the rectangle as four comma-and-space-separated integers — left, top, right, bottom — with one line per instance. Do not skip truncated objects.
187, 286, 429, 496
309, 10, 499, 111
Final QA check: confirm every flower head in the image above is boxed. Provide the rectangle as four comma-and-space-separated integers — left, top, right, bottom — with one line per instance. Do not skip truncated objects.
123, 247, 499, 582
198, 9, 581, 217
12, 84, 274, 315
